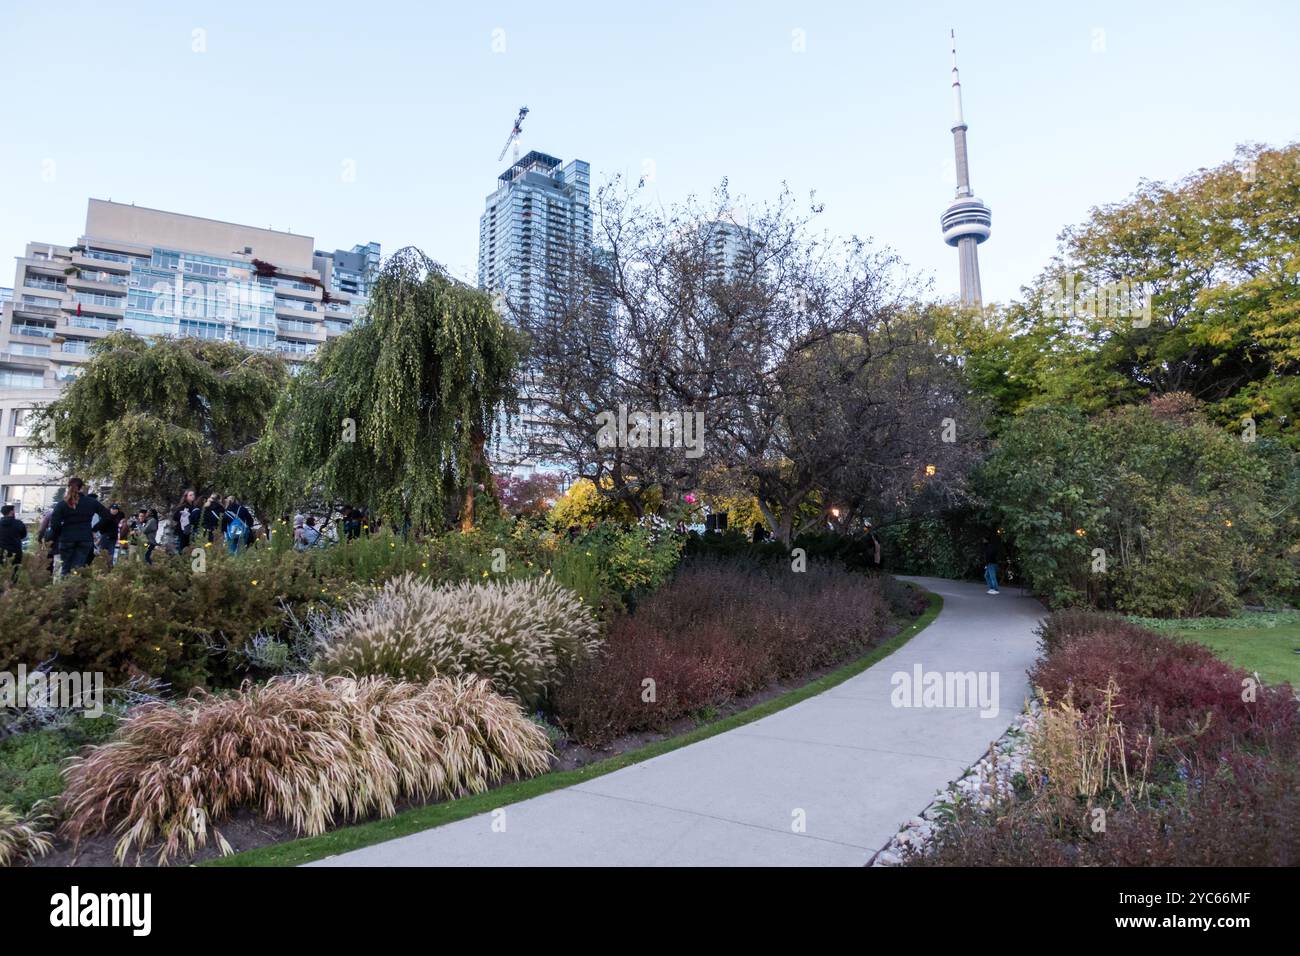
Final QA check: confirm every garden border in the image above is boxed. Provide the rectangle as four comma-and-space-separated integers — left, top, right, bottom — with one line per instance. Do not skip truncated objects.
207, 587, 943, 867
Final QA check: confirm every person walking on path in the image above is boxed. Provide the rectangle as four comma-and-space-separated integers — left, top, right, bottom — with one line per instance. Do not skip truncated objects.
983, 534, 1001, 594
864, 520, 882, 570
46, 477, 115, 575
0, 504, 26, 582
155, 514, 178, 556
294, 515, 321, 550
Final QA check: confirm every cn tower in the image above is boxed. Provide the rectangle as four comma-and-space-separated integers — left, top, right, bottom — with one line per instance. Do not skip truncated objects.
940, 30, 992, 307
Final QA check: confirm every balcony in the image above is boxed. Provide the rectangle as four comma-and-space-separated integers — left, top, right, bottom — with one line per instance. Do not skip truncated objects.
12, 323, 56, 339
7, 343, 51, 359
269, 277, 323, 302
22, 276, 66, 294
276, 319, 325, 342
71, 249, 133, 273
68, 292, 126, 317
68, 269, 128, 291
14, 302, 62, 319
65, 315, 118, 333
274, 297, 319, 317
274, 339, 319, 355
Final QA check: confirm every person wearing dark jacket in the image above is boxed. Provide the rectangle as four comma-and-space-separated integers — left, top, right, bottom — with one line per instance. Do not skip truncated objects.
174, 489, 201, 549
220, 496, 254, 553
37, 507, 55, 574
46, 477, 114, 574
200, 494, 222, 544
0, 504, 26, 581
98, 502, 124, 564
141, 509, 159, 564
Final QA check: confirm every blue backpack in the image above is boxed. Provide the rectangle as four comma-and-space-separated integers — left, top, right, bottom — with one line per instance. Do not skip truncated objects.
224, 509, 248, 543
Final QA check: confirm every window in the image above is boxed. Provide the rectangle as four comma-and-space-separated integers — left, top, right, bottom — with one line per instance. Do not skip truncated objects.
2, 483, 60, 515
234, 328, 275, 348
10, 409, 34, 438
0, 370, 45, 388
10, 343, 50, 357
6, 447, 53, 476
180, 320, 225, 340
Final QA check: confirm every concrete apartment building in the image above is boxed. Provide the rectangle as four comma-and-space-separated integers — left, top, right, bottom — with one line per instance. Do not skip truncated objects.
0, 199, 375, 517
478, 151, 593, 477
478, 151, 592, 317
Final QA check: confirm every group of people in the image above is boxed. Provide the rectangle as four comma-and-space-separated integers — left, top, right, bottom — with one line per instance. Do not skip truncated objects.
2, 477, 376, 578
29, 479, 258, 575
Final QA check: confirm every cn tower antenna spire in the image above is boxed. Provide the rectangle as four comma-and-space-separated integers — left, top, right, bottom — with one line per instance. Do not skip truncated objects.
951, 29, 965, 128
939, 29, 992, 307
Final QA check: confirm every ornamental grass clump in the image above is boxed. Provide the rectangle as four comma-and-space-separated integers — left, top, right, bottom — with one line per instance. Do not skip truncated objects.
0, 804, 55, 866
60, 674, 552, 865
315, 573, 602, 706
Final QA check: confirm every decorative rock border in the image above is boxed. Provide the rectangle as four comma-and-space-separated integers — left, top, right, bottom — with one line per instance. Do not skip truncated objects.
869, 697, 1042, 866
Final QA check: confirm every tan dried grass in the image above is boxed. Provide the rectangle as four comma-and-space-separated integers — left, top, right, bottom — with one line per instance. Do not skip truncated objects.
60, 674, 552, 864
317, 573, 602, 706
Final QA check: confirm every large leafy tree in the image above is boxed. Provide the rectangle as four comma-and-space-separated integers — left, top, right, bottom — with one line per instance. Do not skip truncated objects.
257, 248, 520, 531
1008, 142, 1300, 444
977, 395, 1297, 614
516, 181, 984, 542
31, 332, 287, 505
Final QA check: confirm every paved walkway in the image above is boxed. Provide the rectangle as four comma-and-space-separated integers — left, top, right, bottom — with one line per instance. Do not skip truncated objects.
311, 576, 1045, 867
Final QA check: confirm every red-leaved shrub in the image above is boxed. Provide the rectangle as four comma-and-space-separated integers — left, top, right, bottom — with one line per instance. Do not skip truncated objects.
553, 560, 889, 745
1030, 622, 1297, 769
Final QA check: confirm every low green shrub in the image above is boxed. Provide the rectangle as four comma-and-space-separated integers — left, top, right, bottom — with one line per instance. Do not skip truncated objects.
0, 716, 119, 814
1127, 609, 1300, 631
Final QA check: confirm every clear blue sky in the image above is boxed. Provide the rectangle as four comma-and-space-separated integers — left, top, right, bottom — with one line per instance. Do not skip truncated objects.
1, 0, 1296, 304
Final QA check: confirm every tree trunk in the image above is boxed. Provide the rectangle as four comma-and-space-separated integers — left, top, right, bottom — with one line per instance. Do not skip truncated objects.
460, 427, 487, 533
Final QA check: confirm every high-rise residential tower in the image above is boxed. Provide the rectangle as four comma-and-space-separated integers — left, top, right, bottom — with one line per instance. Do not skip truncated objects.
699, 219, 760, 281
940, 31, 992, 307
478, 151, 592, 477
478, 151, 592, 317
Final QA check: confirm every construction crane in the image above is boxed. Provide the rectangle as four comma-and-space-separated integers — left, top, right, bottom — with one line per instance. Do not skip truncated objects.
497, 106, 530, 163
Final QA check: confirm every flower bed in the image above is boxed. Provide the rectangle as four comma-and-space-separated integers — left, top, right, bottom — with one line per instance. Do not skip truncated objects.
900, 610, 1300, 866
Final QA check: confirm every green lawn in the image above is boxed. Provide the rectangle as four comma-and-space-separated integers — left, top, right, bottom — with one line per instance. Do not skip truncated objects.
1167, 621, 1300, 687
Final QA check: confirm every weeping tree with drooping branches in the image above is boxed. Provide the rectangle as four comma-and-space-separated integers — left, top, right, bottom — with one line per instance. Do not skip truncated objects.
30, 332, 288, 507
255, 247, 521, 532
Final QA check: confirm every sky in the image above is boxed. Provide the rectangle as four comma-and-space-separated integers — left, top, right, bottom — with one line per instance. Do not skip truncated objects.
1, 0, 1297, 305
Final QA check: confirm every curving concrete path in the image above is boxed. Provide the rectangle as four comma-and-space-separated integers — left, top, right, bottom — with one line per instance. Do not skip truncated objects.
311, 576, 1045, 867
